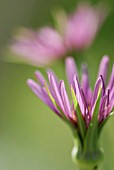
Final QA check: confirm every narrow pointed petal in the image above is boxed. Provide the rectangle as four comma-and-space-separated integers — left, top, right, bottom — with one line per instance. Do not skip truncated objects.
99, 95, 107, 122
109, 86, 114, 112
27, 79, 47, 103
90, 76, 105, 116
81, 64, 91, 98
48, 72, 65, 114
81, 64, 93, 105
47, 69, 59, 86
73, 75, 85, 116
66, 57, 78, 85
60, 81, 72, 117
35, 71, 45, 86
42, 87, 61, 116
71, 86, 86, 140
107, 65, 114, 90
98, 56, 109, 83
82, 65, 89, 92
27, 79, 60, 115
81, 89, 91, 126
47, 70, 59, 97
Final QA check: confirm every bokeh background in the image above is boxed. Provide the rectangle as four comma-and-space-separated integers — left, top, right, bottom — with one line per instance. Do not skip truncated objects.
0, 0, 114, 169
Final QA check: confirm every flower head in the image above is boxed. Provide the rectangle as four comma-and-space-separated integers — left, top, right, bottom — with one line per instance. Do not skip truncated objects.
27, 56, 114, 169
10, 3, 107, 67
11, 27, 65, 67
27, 56, 113, 131
65, 3, 107, 50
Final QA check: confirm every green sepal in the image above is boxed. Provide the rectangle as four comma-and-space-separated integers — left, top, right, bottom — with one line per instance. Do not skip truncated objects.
98, 110, 114, 136
84, 87, 102, 152
71, 87, 86, 141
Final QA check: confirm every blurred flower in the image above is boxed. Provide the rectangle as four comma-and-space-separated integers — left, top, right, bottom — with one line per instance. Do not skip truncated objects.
10, 2, 107, 67
10, 27, 65, 67
27, 56, 114, 169
64, 3, 107, 50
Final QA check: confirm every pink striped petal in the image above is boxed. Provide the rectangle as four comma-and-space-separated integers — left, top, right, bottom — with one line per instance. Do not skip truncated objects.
73, 75, 85, 116
66, 57, 78, 85
48, 72, 65, 114
60, 81, 72, 117
98, 56, 109, 83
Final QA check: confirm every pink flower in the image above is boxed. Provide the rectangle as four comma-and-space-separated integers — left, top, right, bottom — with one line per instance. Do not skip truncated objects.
11, 27, 65, 67
65, 3, 107, 50
10, 3, 107, 66
27, 56, 114, 132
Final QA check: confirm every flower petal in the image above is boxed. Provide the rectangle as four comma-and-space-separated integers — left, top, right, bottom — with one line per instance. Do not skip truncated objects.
81, 64, 92, 105
48, 72, 65, 114
35, 71, 46, 86
81, 64, 89, 90
107, 65, 114, 90
27, 79, 46, 101
109, 86, 114, 112
98, 56, 109, 83
60, 81, 72, 117
65, 57, 78, 85
90, 76, 105, 116
73, 75, 86, 116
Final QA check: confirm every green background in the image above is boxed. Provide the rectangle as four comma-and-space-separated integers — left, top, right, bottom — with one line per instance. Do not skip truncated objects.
0, 0, 114, 169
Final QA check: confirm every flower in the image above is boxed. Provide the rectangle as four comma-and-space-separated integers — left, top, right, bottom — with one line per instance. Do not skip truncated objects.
64, 3, 107, 50
10, 3, 107, 67
27, 56, 114, 130
10, 27, 65, 67
27, 56, 114, 169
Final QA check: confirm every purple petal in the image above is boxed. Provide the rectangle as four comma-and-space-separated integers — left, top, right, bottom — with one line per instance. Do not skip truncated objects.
60, 81, 72, 117
47, 70, 59, 97
81, 88, 90, 126
109, 86, 114, 112
87, 88, 93, 106
107, 65, 114, 90
81, 64, 90, 96
48, 72, 65, 114
98, 56, 109, 83
65, 57, 78, 85
99, 95, 108, 122
73, 75, 85, 116
47, 69, 59, 85
90, 76, 105, 116
27, 79, 61, 116
35, 71, 45, 86
41, 87, 61, 116
27, 79, 47, 103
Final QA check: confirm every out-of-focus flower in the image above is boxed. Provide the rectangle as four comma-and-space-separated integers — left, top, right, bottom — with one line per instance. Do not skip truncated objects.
10, 27, 65, 67
65, 3, 107, 50
27, 56, 114, 169
10, 2, 107, 67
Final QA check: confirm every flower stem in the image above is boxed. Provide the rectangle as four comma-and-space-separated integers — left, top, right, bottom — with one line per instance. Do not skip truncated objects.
71, 139, 103, 170
79, 165, 99, 170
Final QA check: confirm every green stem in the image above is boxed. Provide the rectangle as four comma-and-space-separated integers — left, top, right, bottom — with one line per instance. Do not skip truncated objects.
76, 163, 100, 170
72, 140, 103, 170
79, 164, 99, 170
79, 168, 98, 170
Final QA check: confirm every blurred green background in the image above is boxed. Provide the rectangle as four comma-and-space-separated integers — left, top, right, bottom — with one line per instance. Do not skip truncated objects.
0, 0, 114, 169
